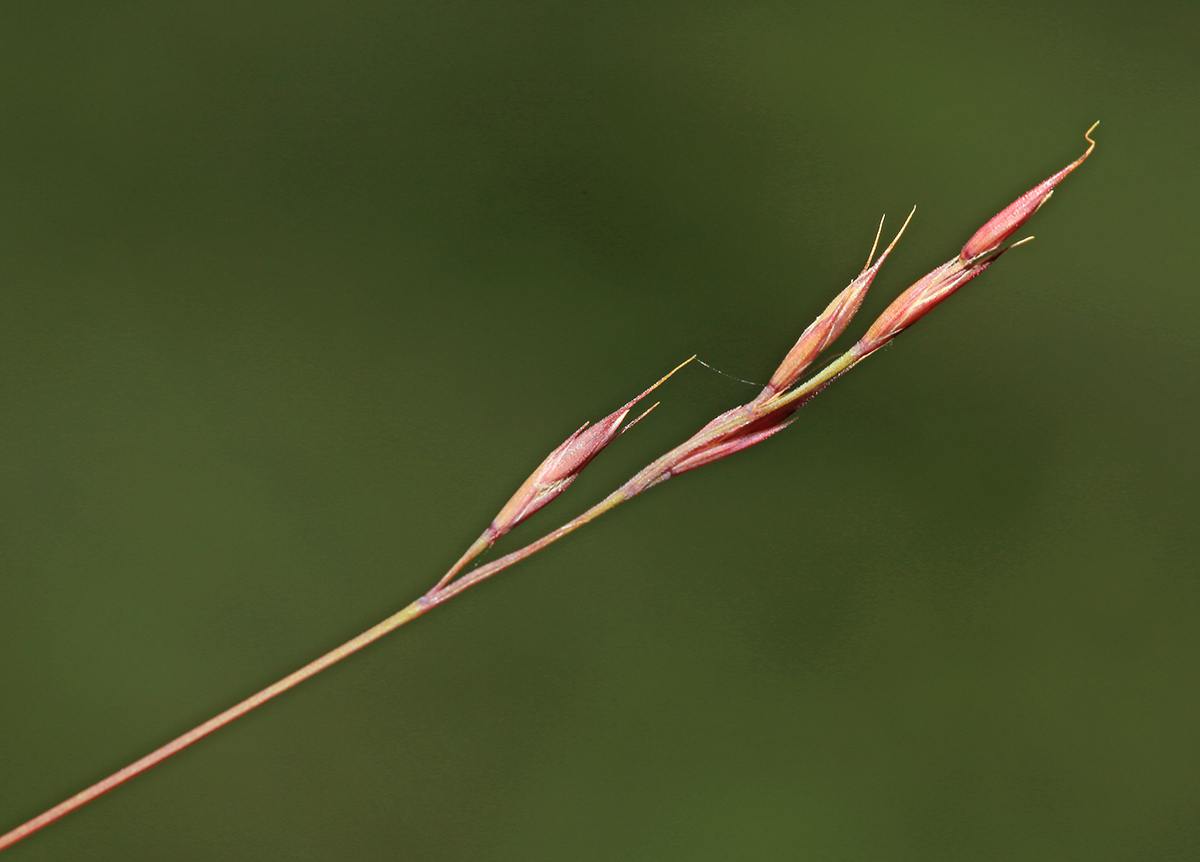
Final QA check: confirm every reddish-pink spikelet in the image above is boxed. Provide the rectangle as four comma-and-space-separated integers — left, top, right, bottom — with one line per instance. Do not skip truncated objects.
669, 421, 792, 474
960, 122, 1097, 260
488, 359, 689, 539
758, 210, 914, 400
851, 258, 998, 358
488, 422, 591, 536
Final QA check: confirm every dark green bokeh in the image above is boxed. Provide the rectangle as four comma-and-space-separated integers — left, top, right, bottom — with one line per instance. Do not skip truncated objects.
2, 2, 1197, 859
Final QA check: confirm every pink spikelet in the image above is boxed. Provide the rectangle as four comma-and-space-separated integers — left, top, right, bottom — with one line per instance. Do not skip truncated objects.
486, 359, 689, 539
431, 357, 693, 591
961, 122, 1098, 261
756, 209, 914, 401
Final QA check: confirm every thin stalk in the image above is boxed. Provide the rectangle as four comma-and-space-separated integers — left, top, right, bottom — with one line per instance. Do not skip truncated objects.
1, 127, 1095, 852
0, 598, 428, 851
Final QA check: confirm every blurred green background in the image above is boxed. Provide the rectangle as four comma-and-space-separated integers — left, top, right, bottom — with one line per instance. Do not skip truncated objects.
2, 2, 1197, 859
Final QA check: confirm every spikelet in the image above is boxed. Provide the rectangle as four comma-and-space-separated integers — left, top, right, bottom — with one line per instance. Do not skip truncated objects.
756, 209, 914, 401
961, 122, 1097, 261
487, 358, 690, 538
